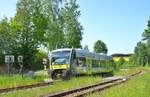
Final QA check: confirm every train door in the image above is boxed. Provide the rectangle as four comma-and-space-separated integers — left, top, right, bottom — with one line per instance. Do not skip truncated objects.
70, 49, 78, 75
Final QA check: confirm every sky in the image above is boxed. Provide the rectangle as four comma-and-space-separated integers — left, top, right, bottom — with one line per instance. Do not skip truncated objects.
0, 0, 150, 54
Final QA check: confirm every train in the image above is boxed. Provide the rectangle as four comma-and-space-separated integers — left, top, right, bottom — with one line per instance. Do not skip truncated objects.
48, 48, 114, 80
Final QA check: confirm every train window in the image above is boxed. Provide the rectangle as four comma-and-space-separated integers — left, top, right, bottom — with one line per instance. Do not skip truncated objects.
72, 50, 76, 59
86, 58, 91, 67
92, 60, 98, 67
78, 57, 86, 67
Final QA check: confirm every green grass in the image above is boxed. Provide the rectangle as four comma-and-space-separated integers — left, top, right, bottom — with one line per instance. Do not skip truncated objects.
0, 76, 101, 97
114, 66, 150, 76
86, 70, 150, 97
0, 70, 48, 89
1, 67, 150, 97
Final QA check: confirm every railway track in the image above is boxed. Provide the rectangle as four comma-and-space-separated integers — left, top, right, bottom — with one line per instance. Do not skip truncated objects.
0, 81, 53, 94
40, 71, 143, 97
0, 71, 143, 96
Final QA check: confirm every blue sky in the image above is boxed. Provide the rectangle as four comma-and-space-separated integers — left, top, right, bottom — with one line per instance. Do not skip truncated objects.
0, 0, 150, 54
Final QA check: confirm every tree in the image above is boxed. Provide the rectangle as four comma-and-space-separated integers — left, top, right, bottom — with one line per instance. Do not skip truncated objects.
134, 42, 147, 66
143, 19, 150, 44
83, 45, 89, 52
94, 40, 108, 54
0, 0, 84, 70
142, 19, 150, 65
61, 0, 83, 48
44, 0, 66, 51
32, 0, 48, 45
10, 0, 47, 69
43, 0, 83, 50
133, 18, 150, 66
0, 18, 12, 64
31, 50, 48, 70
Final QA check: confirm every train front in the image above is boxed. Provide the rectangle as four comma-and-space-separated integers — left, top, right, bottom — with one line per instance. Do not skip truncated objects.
49, 50, 71, 80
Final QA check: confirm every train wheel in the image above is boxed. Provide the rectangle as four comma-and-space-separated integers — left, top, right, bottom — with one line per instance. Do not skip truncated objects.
62, 70, 72, 80
51, 71, 57, 80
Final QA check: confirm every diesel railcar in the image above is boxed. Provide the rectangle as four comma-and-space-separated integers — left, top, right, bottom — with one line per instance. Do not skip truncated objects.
48, 48, 114, 79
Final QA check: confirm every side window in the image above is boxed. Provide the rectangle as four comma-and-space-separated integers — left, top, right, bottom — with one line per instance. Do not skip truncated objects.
92, 60, 97, 67
78, 57, 86, 67
86, 58, 92, 67
72, 50, 76, 59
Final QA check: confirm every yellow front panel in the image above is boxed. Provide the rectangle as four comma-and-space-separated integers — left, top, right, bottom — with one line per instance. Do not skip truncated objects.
50, 64, 69, 70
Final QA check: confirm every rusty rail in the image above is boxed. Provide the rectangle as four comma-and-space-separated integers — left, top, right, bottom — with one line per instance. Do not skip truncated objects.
0, 81, 53, 94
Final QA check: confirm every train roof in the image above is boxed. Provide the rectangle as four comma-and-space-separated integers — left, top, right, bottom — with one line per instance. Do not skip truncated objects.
76, 50, 112, 60
51, 48, 72, 53
50, 48, 112, 60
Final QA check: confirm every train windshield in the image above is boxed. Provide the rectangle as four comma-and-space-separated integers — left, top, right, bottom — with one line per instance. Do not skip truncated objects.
51, 51, 70, 65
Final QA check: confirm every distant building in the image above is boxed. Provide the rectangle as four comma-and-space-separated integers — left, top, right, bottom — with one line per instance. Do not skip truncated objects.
111, 54, 133, 62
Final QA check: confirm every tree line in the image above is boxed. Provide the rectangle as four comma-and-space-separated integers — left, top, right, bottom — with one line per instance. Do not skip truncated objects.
0, 0, 83, 70
133, 18, 150, 66
2, 0, 148, 70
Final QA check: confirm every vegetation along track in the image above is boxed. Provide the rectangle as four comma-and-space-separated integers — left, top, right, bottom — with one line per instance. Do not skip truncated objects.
40, 71, 143, 97
0, 81, 53, 94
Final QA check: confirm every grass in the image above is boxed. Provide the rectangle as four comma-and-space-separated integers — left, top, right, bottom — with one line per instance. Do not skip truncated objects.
86, 68, 150, 97
0, 70, 48, 89
114, 66, 150, 76
1, 67, 150, 97
0, 67, 135, 89
0, 76, 101, 97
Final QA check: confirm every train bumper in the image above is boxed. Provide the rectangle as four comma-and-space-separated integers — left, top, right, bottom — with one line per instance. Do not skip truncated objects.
50, 64, 69, 70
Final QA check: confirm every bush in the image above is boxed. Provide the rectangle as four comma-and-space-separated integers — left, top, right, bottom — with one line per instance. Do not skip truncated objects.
30, 50, 48, 70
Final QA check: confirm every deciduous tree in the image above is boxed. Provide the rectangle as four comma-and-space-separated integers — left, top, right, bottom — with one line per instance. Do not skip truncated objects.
134, 18, 150, 66
94, 40, 108, 54
10, 0, 47, 69
61, 0, 83, 48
